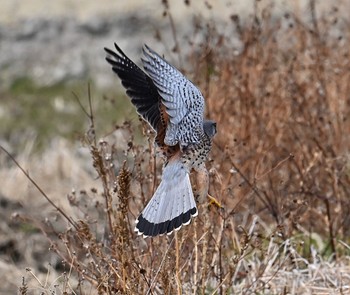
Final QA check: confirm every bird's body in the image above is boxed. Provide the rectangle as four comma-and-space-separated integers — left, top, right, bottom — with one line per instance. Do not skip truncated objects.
105, 43, 216, 237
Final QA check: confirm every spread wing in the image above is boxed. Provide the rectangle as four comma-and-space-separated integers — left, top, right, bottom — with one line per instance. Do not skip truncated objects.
104, 43, 161, 131
104, 43, 179, 156
142, 45, 205, 146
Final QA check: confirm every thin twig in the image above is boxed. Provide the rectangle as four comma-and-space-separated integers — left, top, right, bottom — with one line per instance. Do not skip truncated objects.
147, 236, 175, 295
0, 145, 78, 230
175, 232, 182, 295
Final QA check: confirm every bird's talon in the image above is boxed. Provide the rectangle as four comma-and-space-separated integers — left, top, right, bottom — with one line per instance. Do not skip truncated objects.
208, 194, 223, 209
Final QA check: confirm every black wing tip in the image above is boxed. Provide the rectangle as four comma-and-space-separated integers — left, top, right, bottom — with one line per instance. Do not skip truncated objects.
107, 43, 156, 63
135, 207, 198, 238
104, 43, 127, 59
105, 56, 115, 65
114, 42, 122, 52
104, 42, 162, 132
104, 46, 115, 56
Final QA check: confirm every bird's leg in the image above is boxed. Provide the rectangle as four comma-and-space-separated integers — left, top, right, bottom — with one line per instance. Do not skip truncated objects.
193, 164, 208, 203
193, 164, 222, 209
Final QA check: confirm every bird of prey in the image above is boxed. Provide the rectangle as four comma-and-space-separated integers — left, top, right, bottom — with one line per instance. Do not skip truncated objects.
105, 43, 216, 237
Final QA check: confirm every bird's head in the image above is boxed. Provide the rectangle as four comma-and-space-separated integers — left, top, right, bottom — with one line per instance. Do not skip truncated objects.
203, 120, 217, 138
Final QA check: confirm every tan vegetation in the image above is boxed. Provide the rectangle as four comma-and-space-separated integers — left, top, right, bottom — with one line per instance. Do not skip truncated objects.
1, 1, 350, 294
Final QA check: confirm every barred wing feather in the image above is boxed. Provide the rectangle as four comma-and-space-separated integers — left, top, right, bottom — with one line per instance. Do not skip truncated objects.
142, 45, 205, 146
105, 44, 161, 131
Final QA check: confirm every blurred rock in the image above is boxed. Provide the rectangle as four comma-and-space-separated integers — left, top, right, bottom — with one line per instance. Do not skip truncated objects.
79, 17, 111, 35
0, 0, 347, 90
0, 15, 159, 89
15, 18, 45, 40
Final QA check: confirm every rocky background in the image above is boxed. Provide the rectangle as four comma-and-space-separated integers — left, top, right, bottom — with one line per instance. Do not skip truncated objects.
0, 0, 253, 90
1, 0, 345, 89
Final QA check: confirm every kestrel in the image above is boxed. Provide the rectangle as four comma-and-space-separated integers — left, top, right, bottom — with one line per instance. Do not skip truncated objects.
105, 43, 216, 237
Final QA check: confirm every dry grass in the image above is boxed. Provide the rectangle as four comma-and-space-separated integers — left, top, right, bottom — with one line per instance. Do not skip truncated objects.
1, 1, 350, 294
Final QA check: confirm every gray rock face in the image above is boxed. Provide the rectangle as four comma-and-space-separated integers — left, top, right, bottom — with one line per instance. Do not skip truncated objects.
0, 0, 347, 90
0, 15, 163, 89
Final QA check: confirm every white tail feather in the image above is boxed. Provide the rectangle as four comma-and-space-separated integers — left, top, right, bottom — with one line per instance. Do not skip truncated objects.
135, 160, 197, 237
